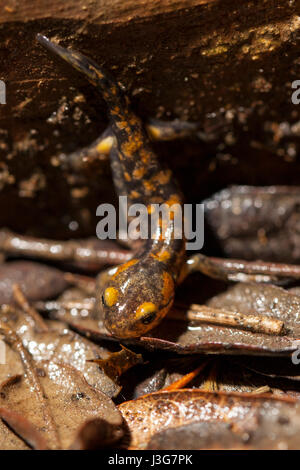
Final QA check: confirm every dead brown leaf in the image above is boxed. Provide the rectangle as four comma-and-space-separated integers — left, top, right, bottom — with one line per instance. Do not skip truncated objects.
119, 389, 300, 449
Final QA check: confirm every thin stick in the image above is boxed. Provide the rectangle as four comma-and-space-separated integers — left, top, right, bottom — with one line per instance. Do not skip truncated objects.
187, 253, 300, 282
0, 229, 131, 267
171, 304, 284, 336
34, 299, 95, 314
189, 304, 284, 335
63, 272, 96, 295
12, 284, 49, 333
252, 385, 272, 394
161, 360, 210, 392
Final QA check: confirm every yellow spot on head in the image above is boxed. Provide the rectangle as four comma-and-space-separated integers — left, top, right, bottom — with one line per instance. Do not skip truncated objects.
104, 287, 119, 307
136, 302, 158, 319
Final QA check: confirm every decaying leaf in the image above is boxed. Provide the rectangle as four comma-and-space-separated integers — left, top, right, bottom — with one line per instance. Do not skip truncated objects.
0, 261, 68, 304
2, 226, 300, 450
0, 304, 120, 397
0, 361, 124, 449
0, 410, 31, 450
88, 345, 143, 382
0, 341, 24, 386
204, 186, 300, 263
147, 421, 247, 450
119, 389, 300, 449
0, 302, 124, 450
0, 407, 48, 450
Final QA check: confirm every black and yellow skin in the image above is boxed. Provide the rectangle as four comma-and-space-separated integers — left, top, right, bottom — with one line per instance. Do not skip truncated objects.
37, 34, 186, 338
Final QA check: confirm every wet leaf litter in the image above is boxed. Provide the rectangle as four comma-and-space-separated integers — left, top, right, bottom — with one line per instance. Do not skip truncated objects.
1, 33, 300, 449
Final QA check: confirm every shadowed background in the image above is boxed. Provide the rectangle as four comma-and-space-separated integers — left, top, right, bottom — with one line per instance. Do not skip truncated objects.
0, 0, 299, 239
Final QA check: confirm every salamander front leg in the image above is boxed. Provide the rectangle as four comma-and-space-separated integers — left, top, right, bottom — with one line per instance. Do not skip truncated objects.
55, 127, 115, 172
51, 118, 205, 173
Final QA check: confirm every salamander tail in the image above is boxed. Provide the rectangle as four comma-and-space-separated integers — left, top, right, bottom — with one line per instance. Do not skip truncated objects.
36, 34, 126, 110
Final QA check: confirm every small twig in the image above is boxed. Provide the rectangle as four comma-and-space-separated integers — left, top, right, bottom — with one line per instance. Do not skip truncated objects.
252, 385, 272, 394
171, 304, 284, 336
161, 360, 210, 392
34, 299, 95, 315
187, 253, 300, 283
12, 284, 49, 333
63, 272, 96, 295
0, 229, 131, 267
211, 256, 300, 279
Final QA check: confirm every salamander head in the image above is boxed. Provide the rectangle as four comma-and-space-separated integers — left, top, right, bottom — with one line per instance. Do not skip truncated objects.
101, 258, 175, 338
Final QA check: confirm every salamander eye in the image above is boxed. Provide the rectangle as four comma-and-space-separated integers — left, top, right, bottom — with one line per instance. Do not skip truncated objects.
141, 311, 157, 325
136, 302, 158, 325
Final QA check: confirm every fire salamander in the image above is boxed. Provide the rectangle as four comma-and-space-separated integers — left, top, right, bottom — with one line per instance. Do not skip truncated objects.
37, 34, 186, 338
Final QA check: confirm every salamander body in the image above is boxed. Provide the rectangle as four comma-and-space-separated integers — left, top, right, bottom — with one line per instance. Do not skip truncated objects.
37, 35, 186, 338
